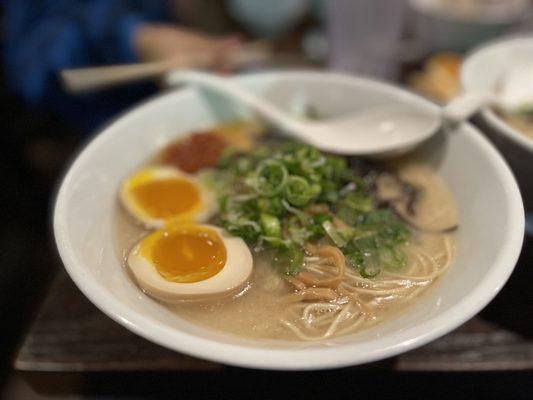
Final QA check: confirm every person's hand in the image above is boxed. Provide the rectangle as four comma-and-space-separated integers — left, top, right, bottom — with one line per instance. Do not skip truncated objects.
133, 23, 242, 70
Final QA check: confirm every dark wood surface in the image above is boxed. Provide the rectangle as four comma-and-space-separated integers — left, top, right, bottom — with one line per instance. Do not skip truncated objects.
14, 265, 533, 373
14, 270, 220, 373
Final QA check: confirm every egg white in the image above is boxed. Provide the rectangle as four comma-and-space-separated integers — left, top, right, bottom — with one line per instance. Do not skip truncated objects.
128, 225, 253, 302
119, 166, 216, 229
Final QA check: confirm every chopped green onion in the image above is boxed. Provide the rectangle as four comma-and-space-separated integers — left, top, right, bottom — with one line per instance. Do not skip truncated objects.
281, 199, 311, 224
218, 195, 229, 213
251, 160, 288, 196
223, 219, 261, 243
284, 176, 315, 207
262, 236, 289, 248
286, 218, 309, 246
260, 213, 282, 238
272, 245, 304, 276
322, 220, 348, 248
214, 141, 411, 279
257, 197, 286, 217
360, 260, 381, 278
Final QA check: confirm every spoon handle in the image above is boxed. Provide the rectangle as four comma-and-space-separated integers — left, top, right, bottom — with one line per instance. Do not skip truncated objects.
168, 71, 308, 138
441, 92, 494, 126
61, 42, 271, 94
61, 61, 175, 93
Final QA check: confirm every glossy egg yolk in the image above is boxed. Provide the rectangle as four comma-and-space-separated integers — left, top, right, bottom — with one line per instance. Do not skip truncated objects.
131, 178, 200, 220
141, 226, 226, 283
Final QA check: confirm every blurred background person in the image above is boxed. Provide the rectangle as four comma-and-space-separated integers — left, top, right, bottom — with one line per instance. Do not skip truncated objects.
4, 0, 244, 134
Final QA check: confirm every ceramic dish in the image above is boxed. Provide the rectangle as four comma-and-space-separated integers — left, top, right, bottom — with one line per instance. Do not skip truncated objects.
54, 71, 524, 370
462, 36, 533, 212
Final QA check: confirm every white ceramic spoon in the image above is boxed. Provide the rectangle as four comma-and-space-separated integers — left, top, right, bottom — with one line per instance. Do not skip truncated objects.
171, 63, 533, 156
170, 71, 440, 156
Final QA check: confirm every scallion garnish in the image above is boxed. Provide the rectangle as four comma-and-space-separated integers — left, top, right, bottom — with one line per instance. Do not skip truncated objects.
214, 143, 411, 276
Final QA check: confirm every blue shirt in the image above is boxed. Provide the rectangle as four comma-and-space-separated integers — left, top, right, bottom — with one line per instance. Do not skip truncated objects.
4, 0, 171, 133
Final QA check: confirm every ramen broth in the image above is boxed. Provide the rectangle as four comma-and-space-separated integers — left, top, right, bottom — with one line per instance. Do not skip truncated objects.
115, 160, 458, 341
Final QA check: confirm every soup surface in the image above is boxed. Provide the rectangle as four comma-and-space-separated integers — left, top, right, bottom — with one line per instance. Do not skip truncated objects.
115, 134, 458, 341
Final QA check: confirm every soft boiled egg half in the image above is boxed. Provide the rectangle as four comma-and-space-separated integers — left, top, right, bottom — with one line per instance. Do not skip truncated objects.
120, 166, 216, 229
128, 223, 253, 301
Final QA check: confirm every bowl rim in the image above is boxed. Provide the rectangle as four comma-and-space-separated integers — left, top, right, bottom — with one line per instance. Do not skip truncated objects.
461, 35, 533, 153
409, 0, 530, 24
53, 70, 525, 370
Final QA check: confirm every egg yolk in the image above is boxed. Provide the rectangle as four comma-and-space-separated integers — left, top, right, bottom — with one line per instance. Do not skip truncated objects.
132, 178, 200, 220
144, 227, 226, 283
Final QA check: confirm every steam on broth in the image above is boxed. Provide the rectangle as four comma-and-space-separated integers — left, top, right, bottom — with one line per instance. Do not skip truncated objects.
115, 122, 458, 341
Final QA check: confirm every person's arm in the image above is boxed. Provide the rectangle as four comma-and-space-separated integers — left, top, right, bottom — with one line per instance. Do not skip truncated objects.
132, 23, 240, 66
3, 0, 162, 105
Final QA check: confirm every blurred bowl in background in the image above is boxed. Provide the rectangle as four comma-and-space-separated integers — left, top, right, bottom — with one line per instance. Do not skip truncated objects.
227, 0, 309, 39
409, 0, 530, 53
462, 35, 533, 211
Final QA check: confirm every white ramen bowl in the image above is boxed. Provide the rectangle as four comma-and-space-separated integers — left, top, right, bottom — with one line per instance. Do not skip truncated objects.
462, 36, 533, 211
54, 71, 524, 370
